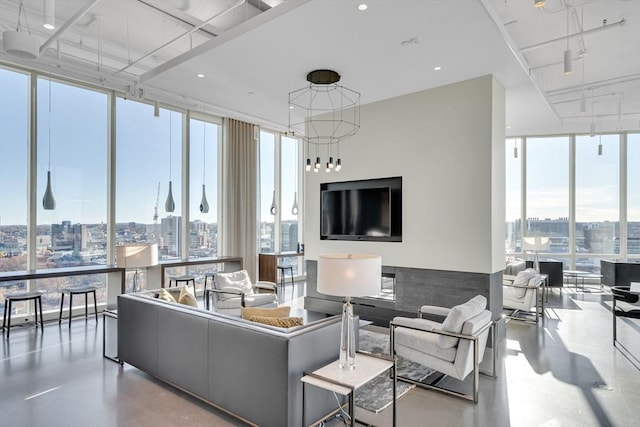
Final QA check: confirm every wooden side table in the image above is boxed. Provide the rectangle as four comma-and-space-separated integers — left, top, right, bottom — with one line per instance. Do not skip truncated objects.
301, 352, 396, 427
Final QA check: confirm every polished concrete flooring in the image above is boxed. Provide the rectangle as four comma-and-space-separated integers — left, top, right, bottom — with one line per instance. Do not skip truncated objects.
1, 283, 639, 427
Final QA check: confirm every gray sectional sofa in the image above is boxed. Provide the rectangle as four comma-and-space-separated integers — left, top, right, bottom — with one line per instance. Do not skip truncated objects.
117, 290, 343, 427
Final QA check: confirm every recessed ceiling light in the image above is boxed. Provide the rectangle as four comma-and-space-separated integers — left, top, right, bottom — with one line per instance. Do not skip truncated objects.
433, 66, 442, 71
196, 73, 205, 78
289, 106, 294, 109
358, 4, 368, 11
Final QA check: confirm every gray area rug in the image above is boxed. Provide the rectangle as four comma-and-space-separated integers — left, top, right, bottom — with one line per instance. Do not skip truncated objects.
355, 329, 434, 414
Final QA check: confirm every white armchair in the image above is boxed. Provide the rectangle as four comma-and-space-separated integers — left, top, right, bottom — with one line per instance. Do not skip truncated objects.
390, 295, 496, 403
503, 268, 543, 324
206, 270, 278, 316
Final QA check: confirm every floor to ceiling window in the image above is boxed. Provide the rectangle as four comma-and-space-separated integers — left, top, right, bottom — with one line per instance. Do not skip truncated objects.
258, 130, 304, 276
575, 134, 620, 271
189, 113, 220, 259
115, 99, 182, 260
0, 67, 28, 282
628, 133, 640, 256
507, 132, 637, 272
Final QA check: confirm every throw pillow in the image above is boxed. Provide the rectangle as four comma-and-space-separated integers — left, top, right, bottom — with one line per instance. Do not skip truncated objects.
249, 316, 303, 328
438, 295, 487, 348
178, 284, 198, 307
158, 288, 177, 303
215, 270, 253, 295
241, 306, 290, 320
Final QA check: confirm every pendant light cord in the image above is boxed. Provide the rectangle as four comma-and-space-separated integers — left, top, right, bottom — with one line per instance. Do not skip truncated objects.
202, 110, 206, 184
48, 78, 52, 171
168, 111, 172, 180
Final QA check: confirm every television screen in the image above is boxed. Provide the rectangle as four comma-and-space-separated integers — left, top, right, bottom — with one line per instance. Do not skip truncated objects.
320, 177, 402, 242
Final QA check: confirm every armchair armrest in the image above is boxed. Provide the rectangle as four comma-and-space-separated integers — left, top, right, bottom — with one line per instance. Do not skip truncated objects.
419, 305, 451, 319
254, 281, 277, 292
209, 287, 246, 306
391, 318, 493, 342
502, 280, 541, 289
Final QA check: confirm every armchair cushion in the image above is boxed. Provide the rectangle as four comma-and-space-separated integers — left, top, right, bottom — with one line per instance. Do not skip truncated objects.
158, 288, 176, 303
215, 270, 253, 295
218, 286, 243, 300
438, 295, 487, 348
241, 306, 291, 320
512, 268, 539, 298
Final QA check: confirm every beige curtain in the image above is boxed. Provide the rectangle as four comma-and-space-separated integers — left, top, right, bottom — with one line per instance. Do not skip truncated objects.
222, 118, 258, 280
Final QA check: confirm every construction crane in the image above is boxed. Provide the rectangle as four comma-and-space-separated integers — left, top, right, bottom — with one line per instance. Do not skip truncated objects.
153, 182, 160, 224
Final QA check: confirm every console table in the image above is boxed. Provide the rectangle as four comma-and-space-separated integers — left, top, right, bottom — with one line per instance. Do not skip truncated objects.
0, 265, 126, 292
258, 252, 304, 283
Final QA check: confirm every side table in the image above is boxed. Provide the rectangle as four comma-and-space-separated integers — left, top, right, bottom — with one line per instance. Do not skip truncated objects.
103, 309, 120, 363
301, 352, 396, 427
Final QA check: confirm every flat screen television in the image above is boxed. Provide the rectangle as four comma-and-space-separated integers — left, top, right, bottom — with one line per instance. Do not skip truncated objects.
321, 177, 402, 242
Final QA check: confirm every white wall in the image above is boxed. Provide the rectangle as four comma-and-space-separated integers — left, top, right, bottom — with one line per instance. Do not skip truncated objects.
304, 75, 505, 274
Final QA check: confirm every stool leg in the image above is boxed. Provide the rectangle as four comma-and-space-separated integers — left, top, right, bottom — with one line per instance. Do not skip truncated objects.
38, 296, 44, 331
289, 268, 294, 300
3, 301, 8, 333
6, 300, 12, 338
85, 292, 89, 321
59, 293, 65, 325
68, 293, 73, 328
93, 290, 98, 323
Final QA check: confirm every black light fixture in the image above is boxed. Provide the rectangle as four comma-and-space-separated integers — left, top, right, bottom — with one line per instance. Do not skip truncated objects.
165, 111, 175, 213
288, 69, 360, 173
43, 78, 56, 210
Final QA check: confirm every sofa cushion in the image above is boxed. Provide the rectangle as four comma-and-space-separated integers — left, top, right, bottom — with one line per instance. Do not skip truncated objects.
178, 285, 198, 307
158, 288, 177, 303
241, 305, 290, 320
438, 295, 487, 348
215, 270, 253, 295
249, 316, 303, 328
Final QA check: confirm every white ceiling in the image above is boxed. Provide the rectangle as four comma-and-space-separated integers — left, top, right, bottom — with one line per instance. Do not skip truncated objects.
1, 0, 639, 137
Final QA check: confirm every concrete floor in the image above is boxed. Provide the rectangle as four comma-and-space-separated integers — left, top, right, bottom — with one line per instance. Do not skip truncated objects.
1, 283, 639, 427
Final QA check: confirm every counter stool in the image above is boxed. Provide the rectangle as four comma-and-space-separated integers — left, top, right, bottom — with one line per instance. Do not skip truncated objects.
59, 285, 98, 328
167, 275, 196, 297
3, 291, 44, 338
276, 265, 294, 301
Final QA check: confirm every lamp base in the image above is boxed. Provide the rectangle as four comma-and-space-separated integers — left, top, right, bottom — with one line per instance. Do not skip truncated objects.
339, 297, 356, 370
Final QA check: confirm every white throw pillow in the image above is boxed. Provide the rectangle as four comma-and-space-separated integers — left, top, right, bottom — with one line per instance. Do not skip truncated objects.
178, 284, 198, 307
438, 295, 487, 348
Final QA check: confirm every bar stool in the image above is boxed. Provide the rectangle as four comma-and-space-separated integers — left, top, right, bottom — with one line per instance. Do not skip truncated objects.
3, 291, 44, 338
167, 274, 196, 289
58, 285, 98, 328
276, 265, 294, 301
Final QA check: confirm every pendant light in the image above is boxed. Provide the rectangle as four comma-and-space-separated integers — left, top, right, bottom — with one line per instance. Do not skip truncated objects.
199, 110, 209, 213
270, 191, 277, 215
291, 192, 299, 215
513, 140, 518, 159
43, 78, 56, 210
165, 111, 175, 213
43, 0, 55, 30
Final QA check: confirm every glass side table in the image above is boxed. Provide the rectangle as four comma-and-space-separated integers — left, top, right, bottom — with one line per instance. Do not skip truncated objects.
102, 309, 120, 364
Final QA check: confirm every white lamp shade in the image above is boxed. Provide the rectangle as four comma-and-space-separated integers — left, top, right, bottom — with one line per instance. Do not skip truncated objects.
522, 237, 551, 251
317, 254, 382, 297
116, 243, 158, 269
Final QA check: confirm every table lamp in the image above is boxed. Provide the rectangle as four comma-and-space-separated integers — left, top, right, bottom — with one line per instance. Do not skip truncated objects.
522, 237, 550, 272
317, 254, 382, 370
116, 243, 159, 292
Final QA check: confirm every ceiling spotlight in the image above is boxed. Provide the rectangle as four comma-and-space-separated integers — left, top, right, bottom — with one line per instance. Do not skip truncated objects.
43, 0, 55, 29
358, 4, 368, 11
433, 66, 442, 71
563, 50, 573, 75
534, 0, 545, 7
196, 73, 205, 78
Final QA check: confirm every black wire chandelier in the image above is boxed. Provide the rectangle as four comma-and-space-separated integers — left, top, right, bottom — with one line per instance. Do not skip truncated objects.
288, 69, 360, 173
